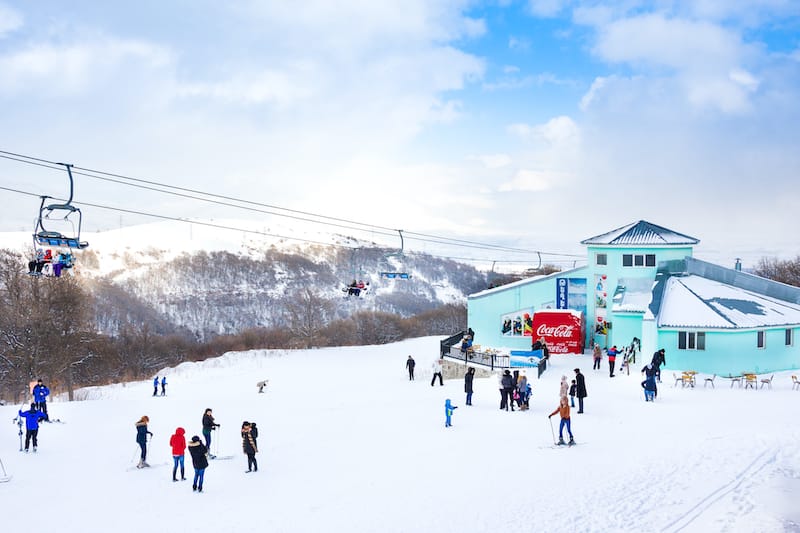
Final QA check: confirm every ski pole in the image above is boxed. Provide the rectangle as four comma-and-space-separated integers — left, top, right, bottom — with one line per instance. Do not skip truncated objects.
548, 417, 556, 445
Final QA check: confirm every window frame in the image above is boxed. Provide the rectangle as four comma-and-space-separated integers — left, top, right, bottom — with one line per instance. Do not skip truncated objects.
757, 330, 766, 349
678, 330, 706, 351
596, 253, 607, 266
622, 253, 656, 268
786, 328, 794, 346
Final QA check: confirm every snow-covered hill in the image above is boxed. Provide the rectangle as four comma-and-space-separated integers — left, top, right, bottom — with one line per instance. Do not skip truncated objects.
1, 338, 798, 532
0, 220, 487, 338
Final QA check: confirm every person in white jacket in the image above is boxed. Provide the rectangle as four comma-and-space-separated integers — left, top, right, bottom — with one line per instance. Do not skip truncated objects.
431, 359, 443, 386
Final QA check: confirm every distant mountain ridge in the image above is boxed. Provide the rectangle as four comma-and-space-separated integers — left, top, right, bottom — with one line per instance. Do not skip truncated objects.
0, 220, 488, 339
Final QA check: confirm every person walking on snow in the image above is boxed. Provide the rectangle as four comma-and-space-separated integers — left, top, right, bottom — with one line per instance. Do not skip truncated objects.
161, 376, 167, 396
607, 345, 619, 377
464, 367, 475, 405
592, 343, 603, 370
202, 408, 220, 458
548, 396, 575, 446
500, 370, 515, 411
574, 368, 587, 413
241, 422, 258, 473
406, 356, 416, 381
32, 379, 50, 421
153, 376, 159, 397
135, 415, 153, 468
18, 403, 46, 452
188, 436, 209, 492
431, 359, 444, 386
559, 375, 569, 400
444, 399, 458, 427
169, 427, 187, 481
517, 371, 528, 410
651, 349, 666, 383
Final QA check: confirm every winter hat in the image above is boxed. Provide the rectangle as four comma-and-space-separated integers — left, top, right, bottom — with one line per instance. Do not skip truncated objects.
191, 436, 200, 442
30, 403, 36, 410
242, 421, 250, 428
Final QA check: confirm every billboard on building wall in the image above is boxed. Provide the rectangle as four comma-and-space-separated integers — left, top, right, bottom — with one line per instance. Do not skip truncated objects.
531, 309, 585, 354
500, 308, 534, 337
556, 277, 587, 316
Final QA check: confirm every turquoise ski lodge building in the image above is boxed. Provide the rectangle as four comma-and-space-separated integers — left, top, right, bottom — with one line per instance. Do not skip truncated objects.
467, 221, 800, 375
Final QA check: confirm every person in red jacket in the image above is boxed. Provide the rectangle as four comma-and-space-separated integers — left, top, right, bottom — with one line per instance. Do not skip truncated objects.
607, 345, 620, 377
169, 427, 187, 481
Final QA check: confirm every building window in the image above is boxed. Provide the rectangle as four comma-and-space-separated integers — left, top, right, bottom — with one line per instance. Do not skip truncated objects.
786, 329, 793, 346
596, 253, 607, 266
757, 330, 766, 349
623, 253, 656, 268
678, 331, 706, 350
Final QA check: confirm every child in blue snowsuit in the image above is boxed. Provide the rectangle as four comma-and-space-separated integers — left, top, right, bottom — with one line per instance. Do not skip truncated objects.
445, 399, 458, 427
18, 404, 46, 452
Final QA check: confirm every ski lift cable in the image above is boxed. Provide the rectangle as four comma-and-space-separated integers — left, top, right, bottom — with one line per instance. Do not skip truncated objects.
0, 150, 582, 258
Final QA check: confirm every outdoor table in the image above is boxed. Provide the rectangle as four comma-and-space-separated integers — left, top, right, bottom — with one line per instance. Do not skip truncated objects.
743, 373, 758, 389
682, 371, 697, 388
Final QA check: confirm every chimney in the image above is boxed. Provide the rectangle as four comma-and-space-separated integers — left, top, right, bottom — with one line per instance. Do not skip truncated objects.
734, 258, 742, 272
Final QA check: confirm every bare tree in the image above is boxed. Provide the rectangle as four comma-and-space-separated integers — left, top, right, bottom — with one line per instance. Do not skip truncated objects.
282, 288, 336, 348
754, 256, 800, 288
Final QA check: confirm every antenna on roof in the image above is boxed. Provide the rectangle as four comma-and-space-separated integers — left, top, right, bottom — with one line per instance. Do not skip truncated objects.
735, 258, 742, 272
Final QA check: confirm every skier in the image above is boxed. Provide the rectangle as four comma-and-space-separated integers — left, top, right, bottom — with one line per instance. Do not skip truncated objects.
18, 403, 46, 452
464, 367, 475, 406
651, 348, 666, 383
548, 396, 575, 446
201, 408, 220, 458
241, 421, 258, 473
135, 415, 153, 468
32, 379, 50, 421
444, 399, 458, 427
406, 356, 416, 381
160, 376, 167, 396
169, 427, 187, 481
430, 359, 443, 386
188, 436, 208, 492
153, 376, 159, 397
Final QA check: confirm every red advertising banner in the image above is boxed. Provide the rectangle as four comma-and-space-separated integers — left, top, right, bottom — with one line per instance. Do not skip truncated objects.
531, 310, 585, 355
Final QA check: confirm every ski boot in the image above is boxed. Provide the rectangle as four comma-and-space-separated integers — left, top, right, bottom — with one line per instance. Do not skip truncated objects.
557, 437, 565, 446
568, 438, 575, 446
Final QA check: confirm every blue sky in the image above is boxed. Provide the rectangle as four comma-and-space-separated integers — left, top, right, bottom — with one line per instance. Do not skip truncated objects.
0, 1, 798, 269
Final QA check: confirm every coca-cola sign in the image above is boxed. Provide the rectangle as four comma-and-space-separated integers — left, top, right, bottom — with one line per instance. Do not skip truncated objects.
531, 310, 585, 354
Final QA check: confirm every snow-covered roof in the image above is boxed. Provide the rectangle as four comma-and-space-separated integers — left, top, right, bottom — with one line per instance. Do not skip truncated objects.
612, 277, 654, 313
468, 266, 588, 299
657, 275, 800, 329
581, 220, 699, 246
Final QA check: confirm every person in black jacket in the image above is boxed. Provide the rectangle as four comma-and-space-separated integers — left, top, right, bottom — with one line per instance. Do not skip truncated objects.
574, 368, 587, 413
406, 356, 416, 381
464, 367, 475, 406
135, 415, 153, 468
651, 349, 666, 383
188, 435, 209, 492
201, 408, 220, 458
500, 370, 515, 411
241, 421, 258, 473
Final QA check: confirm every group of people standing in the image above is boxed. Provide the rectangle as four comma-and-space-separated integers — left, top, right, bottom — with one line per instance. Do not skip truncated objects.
16, 379, 52, 453
497, 369, 531, 411
153, 376, 167, 396
133, 406, 259, 492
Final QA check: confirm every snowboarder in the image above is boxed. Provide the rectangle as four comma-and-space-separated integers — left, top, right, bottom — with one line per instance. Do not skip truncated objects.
464, 367, 475, 405
548, 396, 575, 446
188, 436, 208, 492
574, 368, 587, 413
160, 376, 167, 396
406, 356, 416, 381
18, 403, 46, 452
32, 379, 50, 421
241, 421, 258, 472
431, 359, 443, 386
135, 415, 153, 468
569, 379, 577, 408
169, 427, 186, 481
201, 408, 220, 458
444, 399, 458, 427
153, 376, 159, 397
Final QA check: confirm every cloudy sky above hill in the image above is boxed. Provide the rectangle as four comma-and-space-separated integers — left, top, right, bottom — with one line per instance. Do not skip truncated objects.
0, 1, 798, 268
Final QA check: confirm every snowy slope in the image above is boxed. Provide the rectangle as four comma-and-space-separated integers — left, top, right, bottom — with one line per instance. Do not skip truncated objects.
1, 338, 798, 532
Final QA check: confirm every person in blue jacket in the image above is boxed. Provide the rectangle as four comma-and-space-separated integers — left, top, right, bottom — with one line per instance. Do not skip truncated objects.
444, 399, 458, 427
153, 376, 159, 396
32, 379, 50, 421
160, 376, 167, 396
18, 403, 46, 452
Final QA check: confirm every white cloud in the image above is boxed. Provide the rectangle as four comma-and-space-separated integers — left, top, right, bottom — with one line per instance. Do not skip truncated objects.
508, 115, 579, 146
0, 3, 22, 37
499, 169, 553, 192
469, 154, 512, 168
508, 36, 531, 51
527, 0, 569, 18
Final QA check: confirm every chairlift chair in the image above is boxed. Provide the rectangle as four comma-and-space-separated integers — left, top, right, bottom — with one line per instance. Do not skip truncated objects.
379, 229, 411, 280
32, 164, 89, 250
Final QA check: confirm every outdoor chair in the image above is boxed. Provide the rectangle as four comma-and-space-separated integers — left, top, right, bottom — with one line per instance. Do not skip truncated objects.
704, 374, 716, 388
793, 375, 800, 391
760, 375, 774, 389
673, 373, 683, 388
728, 374, 742, 388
